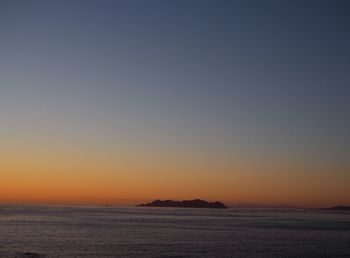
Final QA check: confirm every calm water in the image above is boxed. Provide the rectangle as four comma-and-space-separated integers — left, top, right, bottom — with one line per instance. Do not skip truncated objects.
0, 205, 349, 257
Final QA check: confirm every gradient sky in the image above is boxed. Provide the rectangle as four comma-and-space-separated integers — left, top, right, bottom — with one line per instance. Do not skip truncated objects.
1, 0, 349, 207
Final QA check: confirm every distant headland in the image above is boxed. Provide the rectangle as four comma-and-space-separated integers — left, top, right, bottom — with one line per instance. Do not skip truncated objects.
322, 205, 350, 211
137, 199, 228, 209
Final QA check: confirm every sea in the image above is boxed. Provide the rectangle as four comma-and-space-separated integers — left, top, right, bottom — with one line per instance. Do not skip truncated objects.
0, 205, 349, 258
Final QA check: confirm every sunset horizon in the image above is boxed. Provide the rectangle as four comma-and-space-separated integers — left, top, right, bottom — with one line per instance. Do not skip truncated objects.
1, 1, 350, 256
1, 0, 349, 210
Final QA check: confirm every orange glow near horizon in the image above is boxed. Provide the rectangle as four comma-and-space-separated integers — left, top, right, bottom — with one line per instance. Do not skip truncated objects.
1, 138, 349, 208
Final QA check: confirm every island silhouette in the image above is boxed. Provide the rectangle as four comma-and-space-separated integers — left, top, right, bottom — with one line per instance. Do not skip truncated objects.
323, 205, 350, 211
137, 199, 227, 209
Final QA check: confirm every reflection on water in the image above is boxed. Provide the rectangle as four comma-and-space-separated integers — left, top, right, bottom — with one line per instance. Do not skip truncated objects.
0, 205, 350, 257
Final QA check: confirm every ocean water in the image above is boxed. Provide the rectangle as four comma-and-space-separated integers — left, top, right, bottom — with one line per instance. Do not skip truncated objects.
0, 205, 349, 257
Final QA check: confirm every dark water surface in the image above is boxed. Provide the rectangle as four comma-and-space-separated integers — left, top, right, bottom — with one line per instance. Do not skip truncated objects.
0, 205, 349, 257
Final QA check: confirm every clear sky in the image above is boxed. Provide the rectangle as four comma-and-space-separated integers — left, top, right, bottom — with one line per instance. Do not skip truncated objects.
1, 0, 349, 207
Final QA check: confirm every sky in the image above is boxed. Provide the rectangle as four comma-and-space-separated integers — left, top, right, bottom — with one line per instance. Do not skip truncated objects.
1, 0, 349, 207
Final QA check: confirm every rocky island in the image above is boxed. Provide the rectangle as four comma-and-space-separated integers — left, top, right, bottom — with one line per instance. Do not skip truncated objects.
137, 199, 227, 209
